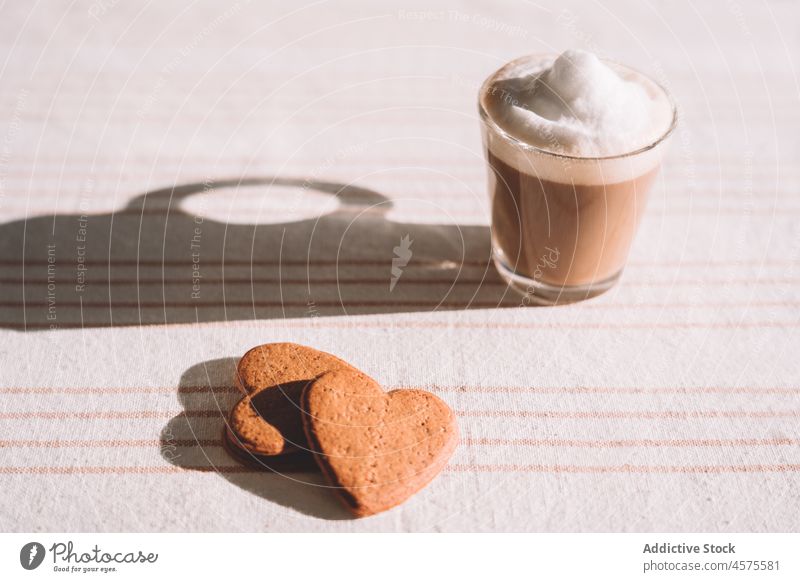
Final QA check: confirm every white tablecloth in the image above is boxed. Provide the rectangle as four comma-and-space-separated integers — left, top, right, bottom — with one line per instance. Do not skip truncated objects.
1, 0, 799, 532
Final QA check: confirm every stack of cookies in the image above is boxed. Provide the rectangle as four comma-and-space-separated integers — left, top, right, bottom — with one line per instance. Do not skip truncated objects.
224, 343, 459, 518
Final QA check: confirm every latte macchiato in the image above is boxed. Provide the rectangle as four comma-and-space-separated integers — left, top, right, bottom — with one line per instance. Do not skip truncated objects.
479, 50, 676, 304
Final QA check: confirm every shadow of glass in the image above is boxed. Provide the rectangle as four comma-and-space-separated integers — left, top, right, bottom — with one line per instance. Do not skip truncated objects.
0, 176, 518, 330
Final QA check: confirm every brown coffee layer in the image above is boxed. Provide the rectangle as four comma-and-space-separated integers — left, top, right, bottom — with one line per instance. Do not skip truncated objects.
488, 149, 659, 287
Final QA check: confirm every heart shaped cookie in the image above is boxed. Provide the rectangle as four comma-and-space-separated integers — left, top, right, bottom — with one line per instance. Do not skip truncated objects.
301, 369, 459, 517
226, 343, 357, 456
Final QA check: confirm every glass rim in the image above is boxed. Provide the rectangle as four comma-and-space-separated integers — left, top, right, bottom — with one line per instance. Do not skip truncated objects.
478, 53, 679, 162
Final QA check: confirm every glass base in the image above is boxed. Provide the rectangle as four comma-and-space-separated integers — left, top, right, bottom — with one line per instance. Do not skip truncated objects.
493, 252, 622, 306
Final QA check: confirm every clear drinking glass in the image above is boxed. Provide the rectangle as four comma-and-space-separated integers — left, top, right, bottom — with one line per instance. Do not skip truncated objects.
478, 54, 677, 305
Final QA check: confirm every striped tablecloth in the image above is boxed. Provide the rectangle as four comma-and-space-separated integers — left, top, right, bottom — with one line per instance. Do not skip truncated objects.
1, 0, 799, 532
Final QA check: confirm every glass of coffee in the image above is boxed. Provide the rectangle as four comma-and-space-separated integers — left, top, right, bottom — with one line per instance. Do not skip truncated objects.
479, 50, 677, 305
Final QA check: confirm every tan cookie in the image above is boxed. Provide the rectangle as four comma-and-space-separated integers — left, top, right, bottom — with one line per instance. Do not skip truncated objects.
228, 343, 356, 456
301, 369, 459, 517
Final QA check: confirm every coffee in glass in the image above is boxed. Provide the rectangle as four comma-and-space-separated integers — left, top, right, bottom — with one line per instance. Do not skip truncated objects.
479, 50, 677, 304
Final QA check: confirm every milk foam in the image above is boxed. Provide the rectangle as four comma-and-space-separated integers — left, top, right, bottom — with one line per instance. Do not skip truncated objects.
484, 50, 673, 157
480, 52, 675, 185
